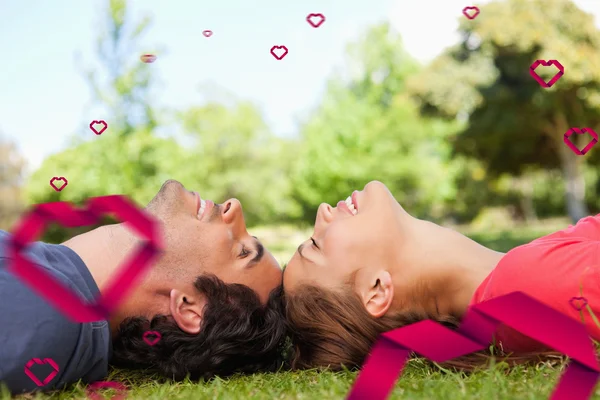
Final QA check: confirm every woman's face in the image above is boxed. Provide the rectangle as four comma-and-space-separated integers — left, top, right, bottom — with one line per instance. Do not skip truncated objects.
283, 181, 405, 293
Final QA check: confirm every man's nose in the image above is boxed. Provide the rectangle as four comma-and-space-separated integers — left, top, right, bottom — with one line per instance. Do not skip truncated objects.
222, 198, 247, 233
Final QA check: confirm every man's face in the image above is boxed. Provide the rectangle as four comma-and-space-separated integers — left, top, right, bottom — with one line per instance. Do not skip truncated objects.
146, 179, 282, 302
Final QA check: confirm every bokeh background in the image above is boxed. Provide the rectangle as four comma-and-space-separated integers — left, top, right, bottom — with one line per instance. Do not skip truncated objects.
2, 0, 600, 263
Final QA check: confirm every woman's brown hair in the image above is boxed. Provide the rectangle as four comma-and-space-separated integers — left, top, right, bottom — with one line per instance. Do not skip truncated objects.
283, 283, 562, 371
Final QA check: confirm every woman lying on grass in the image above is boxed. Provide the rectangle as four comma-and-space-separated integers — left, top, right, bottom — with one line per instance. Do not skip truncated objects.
282, 180, 600, 370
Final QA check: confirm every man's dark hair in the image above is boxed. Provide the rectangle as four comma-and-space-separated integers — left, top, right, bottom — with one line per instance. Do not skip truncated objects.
110, 273, 287, 380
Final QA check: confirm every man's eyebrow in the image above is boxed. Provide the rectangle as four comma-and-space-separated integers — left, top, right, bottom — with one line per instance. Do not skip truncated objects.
247, 236, 264, 268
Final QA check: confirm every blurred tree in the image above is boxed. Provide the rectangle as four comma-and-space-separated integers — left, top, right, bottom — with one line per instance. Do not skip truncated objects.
26, 131, 184, 243
408, 0, 600, 222
0, 135, 26, 231
291, 23, 458, 223
27, 0, 301, 243
178, 97, 301, 226
77, 0, 161, 136
26, 0, 178, 243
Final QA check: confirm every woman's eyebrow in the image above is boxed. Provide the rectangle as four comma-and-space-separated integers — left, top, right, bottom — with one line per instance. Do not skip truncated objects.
297, 242, 306, 258
297, 242, 314, 264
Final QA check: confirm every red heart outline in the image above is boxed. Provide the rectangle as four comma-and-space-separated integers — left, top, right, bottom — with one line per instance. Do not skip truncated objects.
270, 45, 288, 60
570, 296, 589, 311
140, 54, 157, 63
86, 381, 129, 400
49, 177, 68, 192
8, 195, 163, 323
462, 6, 480, 20
306, 13, 326, 28
563, 128, 598, 156
24, 358, 59, 387
530, 60, 565, 88
202, 30, 213, 37
89, 120, 108, 135
142, 330, 162, 346
347, 292, 600, 400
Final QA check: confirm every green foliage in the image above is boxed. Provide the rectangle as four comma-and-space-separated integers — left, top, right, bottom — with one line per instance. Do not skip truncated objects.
25, 0, 299, 241
176, 100, 301, 225
25, 129, 183, 242
0, 136, 26, 230
24, 0, 173, 242
82, 0, 160, 135
26, 129, 182, 206
291, 23, 458, 222
407, 0, 600, 221
23, 0, 600, 236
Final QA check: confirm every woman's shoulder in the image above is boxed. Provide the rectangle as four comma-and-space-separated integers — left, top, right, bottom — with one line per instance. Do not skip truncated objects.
472, 238, 600, 305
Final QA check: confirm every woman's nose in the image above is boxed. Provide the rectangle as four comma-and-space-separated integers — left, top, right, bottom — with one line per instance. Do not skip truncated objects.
315, 203, 333, 229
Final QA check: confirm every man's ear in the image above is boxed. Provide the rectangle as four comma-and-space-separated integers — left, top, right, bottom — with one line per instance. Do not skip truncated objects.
359, 270, 394, 318
169, 289, 207, 334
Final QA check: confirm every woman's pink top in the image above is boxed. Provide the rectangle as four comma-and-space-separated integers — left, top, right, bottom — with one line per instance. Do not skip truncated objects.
469, 214, 600, 352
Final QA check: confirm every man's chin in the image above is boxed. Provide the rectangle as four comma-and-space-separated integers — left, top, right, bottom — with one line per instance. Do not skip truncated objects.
147, 180, 185, 208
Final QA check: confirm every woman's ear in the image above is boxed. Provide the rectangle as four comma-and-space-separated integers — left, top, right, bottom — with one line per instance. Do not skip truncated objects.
169, 289, 207, 334
360, 270, 394, 318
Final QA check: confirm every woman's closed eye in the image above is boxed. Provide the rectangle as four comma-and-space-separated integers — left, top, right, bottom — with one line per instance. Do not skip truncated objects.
310, 237, 319, 249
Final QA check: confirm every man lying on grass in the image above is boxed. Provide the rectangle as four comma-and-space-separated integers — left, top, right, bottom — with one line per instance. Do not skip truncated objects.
0, 179, 286, 394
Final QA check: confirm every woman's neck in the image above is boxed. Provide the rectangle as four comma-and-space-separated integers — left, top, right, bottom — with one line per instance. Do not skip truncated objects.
391, 217, 504, 320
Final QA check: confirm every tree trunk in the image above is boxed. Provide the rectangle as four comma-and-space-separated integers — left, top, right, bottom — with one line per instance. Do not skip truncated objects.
543, 112, 589, 223
517, 175, 537, 222
557, 134, 589, 223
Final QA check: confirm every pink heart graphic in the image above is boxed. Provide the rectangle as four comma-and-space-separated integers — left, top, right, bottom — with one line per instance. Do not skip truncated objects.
306, 13, 326, 28
529, 60, 564, 88
24, 358, 59, 387
8, 195, 163, 323
142, 330, 162, 346
89, 120, 108, 135
49, 177, 68, 192
563, 128, 598, 156
462, 6, 480, 20
270, 45, 288, 60
570, 296, 589, 312
86, 381, 129, 400
140, 54, 157, 64
202, 30, 213, 37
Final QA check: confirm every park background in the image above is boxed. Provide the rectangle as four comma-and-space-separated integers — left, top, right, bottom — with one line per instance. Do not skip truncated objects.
2, 0, 600, 399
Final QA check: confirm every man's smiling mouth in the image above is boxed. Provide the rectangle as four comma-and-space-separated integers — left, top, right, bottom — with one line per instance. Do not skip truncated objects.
194, 192, 214, 220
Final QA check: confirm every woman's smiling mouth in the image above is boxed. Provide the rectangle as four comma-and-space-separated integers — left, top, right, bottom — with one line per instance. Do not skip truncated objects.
337, 191, 359, 216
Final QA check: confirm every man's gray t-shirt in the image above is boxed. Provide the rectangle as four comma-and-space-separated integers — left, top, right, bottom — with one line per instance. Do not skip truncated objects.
0, 230, 111, 393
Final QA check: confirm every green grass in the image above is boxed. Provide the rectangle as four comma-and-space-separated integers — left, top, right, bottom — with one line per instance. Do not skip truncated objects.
6, 220, 600, 400
3, 359, 585, 400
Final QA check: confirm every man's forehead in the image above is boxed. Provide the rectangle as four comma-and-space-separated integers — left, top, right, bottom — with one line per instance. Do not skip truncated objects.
282, 254, 305, 287
262, 249, 281, 269
252, 252, 283, 301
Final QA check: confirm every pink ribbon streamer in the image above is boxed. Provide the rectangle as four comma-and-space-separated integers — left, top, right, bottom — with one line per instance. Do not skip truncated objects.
348, 291, 600, 400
